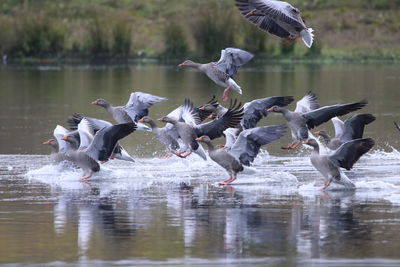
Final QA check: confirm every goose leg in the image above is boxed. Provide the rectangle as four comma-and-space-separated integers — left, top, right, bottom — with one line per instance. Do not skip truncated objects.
222, 85, 231, 102
80, 171, 93, 181
281, 141, 296, 150
281, 140, 301, 150
220, 176, 233, 185
290, 140, 302, 149
173, 151, 192, 158
220, 174, 237, 185
322, 180, 332, 190
180, 151, 192, 158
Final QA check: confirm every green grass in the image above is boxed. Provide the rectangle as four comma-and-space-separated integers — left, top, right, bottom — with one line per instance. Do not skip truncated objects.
1, 0, 400, 62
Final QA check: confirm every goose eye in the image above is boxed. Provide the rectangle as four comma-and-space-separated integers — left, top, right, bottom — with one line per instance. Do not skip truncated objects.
292, 8, 298, 13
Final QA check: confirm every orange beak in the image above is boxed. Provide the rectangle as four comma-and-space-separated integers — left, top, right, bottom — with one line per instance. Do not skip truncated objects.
61, 136, 68, 141
207, 114, 215, 120
199, 106, 205, 110
302, 140, 309, 145
42, 140, 51, 145
216, 144, 225, 148
195, 137, 203, 141
266, 107, 274, 112
157, 117, 164, 121
138, 118, 145, 123
91, 100, 98, 105
314, 131, 321, 135
178, 63, 184, 67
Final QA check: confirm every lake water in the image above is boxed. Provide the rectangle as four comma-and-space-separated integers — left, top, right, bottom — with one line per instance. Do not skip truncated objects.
1, 62, 400, 266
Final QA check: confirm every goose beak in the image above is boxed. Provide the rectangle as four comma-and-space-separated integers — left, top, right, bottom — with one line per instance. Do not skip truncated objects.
138, 118, 145, 123
178, 63, 184, 67
42, 140, 50, 145
266, 107, 274, 112
302, 140, 309, 144
61, 136, 68, 141
157, 117, 164, 122
314, 131, 321, 135
91, 100, 98, 105
199, 106, 205, 110
207, 114, 215, 120
195, 137, 203, 141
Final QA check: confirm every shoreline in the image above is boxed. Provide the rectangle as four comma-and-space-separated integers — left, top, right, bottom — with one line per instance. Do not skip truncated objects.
3, 52, 400, 68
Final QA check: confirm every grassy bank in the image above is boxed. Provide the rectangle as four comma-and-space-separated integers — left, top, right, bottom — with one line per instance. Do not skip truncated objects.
1, 0, 400, 63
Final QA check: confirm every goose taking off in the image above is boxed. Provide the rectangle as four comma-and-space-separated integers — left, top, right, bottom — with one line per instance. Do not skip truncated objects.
303, 138, 375, 190
196, 125, 286, 185
42, 125, 80, 163
235, 0, 314, 47
315, 114, 376, 150
68, 114, 136, 162
91, 91, 167, 125
200, 95, 294, 148
65, 118, 137, 180
179, 48, 254, 102
267, 94, 367, 150
157, 99, 243, 159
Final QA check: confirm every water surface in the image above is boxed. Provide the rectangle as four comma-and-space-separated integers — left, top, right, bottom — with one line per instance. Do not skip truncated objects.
0, 63, 400, 266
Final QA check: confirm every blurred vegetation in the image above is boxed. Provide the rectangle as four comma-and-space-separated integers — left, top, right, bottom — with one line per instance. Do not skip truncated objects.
0, 0, 399, 62
162, 22, 188, 58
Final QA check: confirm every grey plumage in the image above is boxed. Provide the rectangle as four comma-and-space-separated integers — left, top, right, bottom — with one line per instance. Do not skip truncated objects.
229, 125, 286, 166
235, 0, 314, 47
139, 116, 180, 152
242, 96, 294, 129
67, 119, 137, 179
304, 138, 374, 189
197, 125, 285, 184
268, 97, 368, 149
194, 99, 244, 140
92, 92, 167, 123
179, 48, 254, 101
68, 114, 136, 162
316, 114, 376, 150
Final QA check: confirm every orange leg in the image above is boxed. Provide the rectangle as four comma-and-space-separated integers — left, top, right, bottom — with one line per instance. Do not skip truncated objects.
222, 85, 231, 102
80, 172, 92, 181
281, 140, 301, 150
173, 151, 192, 158
219, 175, 237, 185
322, 180, 332, 190
290, 140, 302, 149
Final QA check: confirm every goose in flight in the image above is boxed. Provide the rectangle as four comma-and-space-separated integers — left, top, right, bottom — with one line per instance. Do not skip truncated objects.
235, 0, 314, 47
179, 48, 254, 102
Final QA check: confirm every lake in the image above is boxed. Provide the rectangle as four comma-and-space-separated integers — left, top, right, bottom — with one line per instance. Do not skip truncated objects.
1, 62, 400, 266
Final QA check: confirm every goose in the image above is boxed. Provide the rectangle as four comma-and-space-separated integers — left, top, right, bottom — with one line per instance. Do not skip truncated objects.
303, 138, 375, 190
64, 118, 136, 180
91, 91, 167, 126
68, 114, 136, 162
158, 99, 243, 159
235, 0, 314, 47
179, 48, 254, 102
314, 114, 376, 150
267, 94, 367, 150
196, 125, 286, 185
